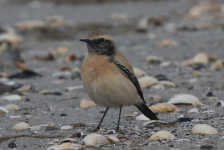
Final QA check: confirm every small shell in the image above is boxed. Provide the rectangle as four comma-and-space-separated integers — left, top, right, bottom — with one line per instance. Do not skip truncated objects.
39, 89, 54, 94
58, 143, 82, 150
215, 101, 224, 107
202, 110, 216, 114
150, 95, 162, 102
0, 33, 24, 44
17, 85, 32, 92
136, 17, 149, 32
10, 116, 21, 119
14, 61, 28, 70
168, 94, 204, 107
188, 108, 199, 113
210, 59, 223, 70
149, 103, 180, 113
0, 106, 9, 114
138, 76, 159, 88
30, 124, 49, 131
193, 52, 208, 65
136, 114, 150, 121
188, 78, 198, 83
66, 54, 78, 63
65, 85, 84, 91
12, 122, 30, 130
159, 80, 176, 88
149, 131, 175, 140
59, 66, 72, 71
56, 47, 69, 55
48, 139, 59, 145
58, 138, 78, 145
191, 124, 218, 134
4, 104, 21, 111
193, 71, 210, 77
48, 122, 55, 126
158, 39, 177, 47
15, 20, 46, 30
151, 84, 165, 90
61, 125, 73, 130
124, 114, 136, 118
106, 136, 120, 143
45, 16, 66, 27
133, 67, 147, 77
146, 55, 163, 64
181, 59, 194, 66
3, 95, 22, 101
47, 146, 61, 150
82, 134, 110, 145
79, 99, 96, 109
160, 61, 172, 68
187, 1, 220, 18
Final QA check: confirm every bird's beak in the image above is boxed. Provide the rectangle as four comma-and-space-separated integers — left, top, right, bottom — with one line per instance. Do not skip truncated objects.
80, 39, 91, 44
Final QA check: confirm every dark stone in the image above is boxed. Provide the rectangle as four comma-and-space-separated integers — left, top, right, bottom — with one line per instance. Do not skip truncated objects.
60, 113, 67, 116
23, 112, 30, 115
200, 145, 214, 149
8, 141, 17, 148
177, 117, 192, 123
155, 74, 172, 81
52, 92, 63, 95
9, 69, 42, 79
193, 63, 206, 70
45, 126, 60, 131
206, 91, 213, 97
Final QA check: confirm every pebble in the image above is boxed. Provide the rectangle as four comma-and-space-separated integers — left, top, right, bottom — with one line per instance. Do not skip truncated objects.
200, 145, 214, 149
45, 126, 60, 131
60, 113, 67, 117
176, 117, 192, 123
8, 141, 17, 148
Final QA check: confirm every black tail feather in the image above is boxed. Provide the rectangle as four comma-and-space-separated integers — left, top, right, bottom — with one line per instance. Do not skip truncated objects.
136, 103, 158, 120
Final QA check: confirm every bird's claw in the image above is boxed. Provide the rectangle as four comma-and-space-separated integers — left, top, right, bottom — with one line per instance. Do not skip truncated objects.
115, 126, 121, 132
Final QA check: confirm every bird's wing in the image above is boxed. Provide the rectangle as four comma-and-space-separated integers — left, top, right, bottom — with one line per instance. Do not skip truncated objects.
111, 54, 145, 103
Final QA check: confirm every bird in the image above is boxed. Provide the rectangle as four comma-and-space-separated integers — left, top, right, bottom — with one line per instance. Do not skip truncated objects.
0, 40, 25, 71
80, 30, 158, 131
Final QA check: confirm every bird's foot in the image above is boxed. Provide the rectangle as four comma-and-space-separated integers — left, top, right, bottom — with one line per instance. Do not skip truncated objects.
115, 126, 121, 132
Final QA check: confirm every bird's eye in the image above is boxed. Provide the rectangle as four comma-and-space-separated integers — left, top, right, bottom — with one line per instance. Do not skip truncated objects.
99, 38, 105, 43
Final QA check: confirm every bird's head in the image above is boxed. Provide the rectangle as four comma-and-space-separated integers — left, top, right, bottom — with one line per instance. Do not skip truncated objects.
80, 30, 116, 56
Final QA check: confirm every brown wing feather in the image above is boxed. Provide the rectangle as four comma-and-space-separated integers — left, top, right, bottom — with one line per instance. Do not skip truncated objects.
114, 53, 145, 103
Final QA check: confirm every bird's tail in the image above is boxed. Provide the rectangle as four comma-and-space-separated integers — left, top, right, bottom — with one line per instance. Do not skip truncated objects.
135, 103, 158, 120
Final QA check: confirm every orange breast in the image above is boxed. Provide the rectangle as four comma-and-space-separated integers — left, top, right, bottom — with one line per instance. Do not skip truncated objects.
81, 54, 139, 107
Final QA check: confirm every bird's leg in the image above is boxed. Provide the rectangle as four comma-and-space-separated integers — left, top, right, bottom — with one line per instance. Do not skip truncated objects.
116, 106, 122, 131
91, 107, 109, 132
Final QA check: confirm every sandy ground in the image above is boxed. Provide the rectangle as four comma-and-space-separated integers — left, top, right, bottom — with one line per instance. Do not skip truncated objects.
0, 0, 224, 149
